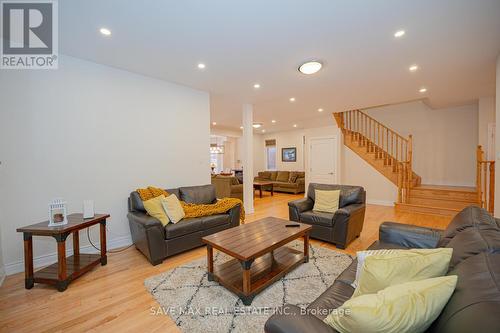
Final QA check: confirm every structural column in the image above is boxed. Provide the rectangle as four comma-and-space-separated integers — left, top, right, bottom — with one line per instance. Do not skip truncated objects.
242, 104, 254, 214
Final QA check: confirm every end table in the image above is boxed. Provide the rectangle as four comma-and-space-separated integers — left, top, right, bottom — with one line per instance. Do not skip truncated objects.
16, 213, 110, 292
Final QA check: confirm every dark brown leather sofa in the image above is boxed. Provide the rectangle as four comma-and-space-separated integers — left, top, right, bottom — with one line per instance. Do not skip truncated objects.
265, 206, 500, 333
288, 183, 366, 249
127, 184, 241, 265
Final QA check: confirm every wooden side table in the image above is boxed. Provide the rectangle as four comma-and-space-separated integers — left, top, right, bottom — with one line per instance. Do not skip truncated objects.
16, 213, 110, 292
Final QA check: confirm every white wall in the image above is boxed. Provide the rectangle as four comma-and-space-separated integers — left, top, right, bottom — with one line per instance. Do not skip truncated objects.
366, 101, 478, 187
0, 55, 210, 275
0, 224, 5, 286
478, 97, 496, 158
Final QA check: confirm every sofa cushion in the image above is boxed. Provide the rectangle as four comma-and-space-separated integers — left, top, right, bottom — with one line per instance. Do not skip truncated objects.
307, 280, 354, 320
300, 210, 335, 227
273, 181, 298, 189
164, 217, 203, 239
276, 171, 290, 182
289, 171, 301, 183
258, 171, 271, 180
201, 214, 230, 229
269, 171, 278, 181
129, 188, 180, 213
179, 185, 216, 204
430, 252, 500, 333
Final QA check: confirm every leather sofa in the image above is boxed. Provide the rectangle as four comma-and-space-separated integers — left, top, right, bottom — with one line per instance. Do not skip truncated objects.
288, 183, 366, 249
254, 171, 305, 194
265, 206, 500, 333
127, 184, 241, 265
211, 175, 243, 201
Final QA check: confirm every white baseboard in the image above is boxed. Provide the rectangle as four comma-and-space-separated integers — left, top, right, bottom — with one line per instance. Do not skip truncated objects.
4, 235, 132, 276
367, 199, 395, 207
0, 268, 5, 286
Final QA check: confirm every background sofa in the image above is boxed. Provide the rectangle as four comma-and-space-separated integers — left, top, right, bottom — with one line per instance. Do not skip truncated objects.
265, 206, 500, 333
254, 171, 305, 194
211, 175, 243, 200
288, 183, 366, 249
127, 184, 241, 265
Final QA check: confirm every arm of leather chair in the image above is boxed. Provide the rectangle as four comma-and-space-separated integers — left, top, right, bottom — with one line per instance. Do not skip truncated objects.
379, 221, 442, 249
288, 198, 314, 221
332, 203, 366, 249
127, 212, 165, 265
265, 304, 337, 333
228, 203, 241, 227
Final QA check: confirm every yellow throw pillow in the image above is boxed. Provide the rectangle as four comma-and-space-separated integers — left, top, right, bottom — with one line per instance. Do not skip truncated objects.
353, 248, 453, 297
313, 189, 340, 213
161, 194, 185, 223
324, 275, 458, 333
143, 195, 170, 226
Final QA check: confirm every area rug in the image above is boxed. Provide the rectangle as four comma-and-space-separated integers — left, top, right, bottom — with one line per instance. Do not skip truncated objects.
145, 241, 352, 333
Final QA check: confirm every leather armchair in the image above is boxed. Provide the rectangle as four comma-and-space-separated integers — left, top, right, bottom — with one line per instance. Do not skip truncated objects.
288, 183, 366, 249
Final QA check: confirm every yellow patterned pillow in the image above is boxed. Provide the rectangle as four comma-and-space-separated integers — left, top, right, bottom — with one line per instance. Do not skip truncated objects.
313, 189, 340, 213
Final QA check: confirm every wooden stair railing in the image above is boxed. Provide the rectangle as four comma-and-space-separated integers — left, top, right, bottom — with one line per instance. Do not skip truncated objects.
476, 145, 495, 213
334, 110, 414, 204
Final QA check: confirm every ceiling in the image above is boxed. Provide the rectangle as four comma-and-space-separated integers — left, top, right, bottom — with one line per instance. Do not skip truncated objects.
59, 0, 500, 133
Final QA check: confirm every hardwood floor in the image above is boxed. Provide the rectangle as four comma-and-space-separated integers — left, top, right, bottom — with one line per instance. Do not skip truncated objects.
0, 192, 452, 333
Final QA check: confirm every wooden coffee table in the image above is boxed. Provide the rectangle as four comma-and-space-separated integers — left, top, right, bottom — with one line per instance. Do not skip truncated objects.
253, 181, 273, 198
202, 217, 312, 305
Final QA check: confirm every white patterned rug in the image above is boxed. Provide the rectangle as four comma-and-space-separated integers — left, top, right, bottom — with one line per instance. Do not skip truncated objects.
145, 241, 352, 333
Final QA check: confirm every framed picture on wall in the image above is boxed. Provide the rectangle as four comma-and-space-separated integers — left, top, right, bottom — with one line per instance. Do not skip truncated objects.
282, 147, 297, 162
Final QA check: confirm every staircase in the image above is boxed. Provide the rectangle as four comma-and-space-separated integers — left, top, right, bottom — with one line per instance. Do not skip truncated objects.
334, 110, 495, 216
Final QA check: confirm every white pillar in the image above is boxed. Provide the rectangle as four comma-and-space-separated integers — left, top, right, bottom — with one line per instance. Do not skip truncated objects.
242, 104, 254, 214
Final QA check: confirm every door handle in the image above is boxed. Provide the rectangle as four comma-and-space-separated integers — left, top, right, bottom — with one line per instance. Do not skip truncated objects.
328, 172, 334, 175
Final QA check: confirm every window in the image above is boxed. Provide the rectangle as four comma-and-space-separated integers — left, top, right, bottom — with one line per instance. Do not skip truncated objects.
265, 139, 277, 170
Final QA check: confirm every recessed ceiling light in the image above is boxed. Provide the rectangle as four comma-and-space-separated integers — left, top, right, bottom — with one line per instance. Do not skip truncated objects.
394, 30, 406, 38
409, 65, 419, 72
253, 83, 260, 89
197, 63, 206, 69
252, 123, 263, 128
289, 97, 296, 102
419, 87, 427, 93
293, 124, 298, 128
212, 122, 217, 125
298, 61, 322, 75
100, 28, 111, 36
240, 126, 243, 129
318, 108, 324, 112
271, 120, 276, 123
262, 129, 266, 133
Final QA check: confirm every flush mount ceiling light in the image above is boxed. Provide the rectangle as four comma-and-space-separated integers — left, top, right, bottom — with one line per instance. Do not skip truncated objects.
212, 122, 217, 125
240, 126, 243, 129
298, 61, 322, 75
318, 108, 324, 112
253, 83, 261, 89
252, 123, 263, 128
409, 64, 419, 72
100, 28, 111, 36
293, 124, 298, 128
419, 87, 428, 93
271, 120, 276, 123
289, 97, 296, 102
262, 129, 266, 133
197, 63, 206, 69
394, 30, 406, 38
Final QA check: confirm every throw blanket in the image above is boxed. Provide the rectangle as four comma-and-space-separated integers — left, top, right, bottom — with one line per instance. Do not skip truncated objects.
136, 186, 245, 223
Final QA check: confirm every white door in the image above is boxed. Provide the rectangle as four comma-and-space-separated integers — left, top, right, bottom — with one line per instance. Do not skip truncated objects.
309, 137, 337, 184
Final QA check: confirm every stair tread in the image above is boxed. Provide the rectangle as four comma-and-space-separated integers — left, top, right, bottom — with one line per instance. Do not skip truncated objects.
396, 202, 462, 212
414, 184, 476, 193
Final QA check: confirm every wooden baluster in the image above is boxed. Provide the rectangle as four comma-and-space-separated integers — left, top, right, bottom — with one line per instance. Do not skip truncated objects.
408, 135, 413, 187
397, 163, 403, 203
489, 162, 495, 213
483, 162, 487, 209
476, 146, 484, 207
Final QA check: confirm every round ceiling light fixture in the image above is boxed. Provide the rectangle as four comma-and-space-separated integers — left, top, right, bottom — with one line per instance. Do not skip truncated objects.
252, 123, 263, 128
100, 28, 111, 36
298, 61, 322, 75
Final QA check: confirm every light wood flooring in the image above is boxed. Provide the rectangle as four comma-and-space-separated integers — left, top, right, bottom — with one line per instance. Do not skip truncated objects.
0, 192, 452, 333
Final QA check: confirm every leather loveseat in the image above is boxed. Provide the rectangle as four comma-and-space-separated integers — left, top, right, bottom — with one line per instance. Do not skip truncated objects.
254, 171, 305, 194
127, 184, 241, 265
265, 206, 500, 333
288, 183, 366, 249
